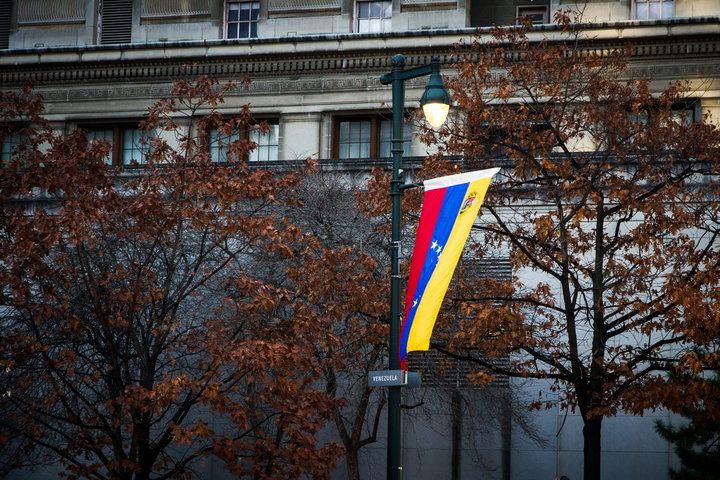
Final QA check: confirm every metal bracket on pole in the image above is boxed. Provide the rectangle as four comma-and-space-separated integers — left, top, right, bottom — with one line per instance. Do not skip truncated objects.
399, 182, 423, 191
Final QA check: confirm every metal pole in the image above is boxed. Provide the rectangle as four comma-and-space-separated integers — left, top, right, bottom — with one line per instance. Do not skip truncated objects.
387, 53, 405, 480
380, 54, 439, 480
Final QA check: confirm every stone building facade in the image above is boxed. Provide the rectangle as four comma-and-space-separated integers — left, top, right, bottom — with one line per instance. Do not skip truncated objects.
1, 1, 720, 479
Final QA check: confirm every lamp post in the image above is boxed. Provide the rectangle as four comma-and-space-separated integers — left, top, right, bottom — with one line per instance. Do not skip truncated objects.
379, 54, 450, 480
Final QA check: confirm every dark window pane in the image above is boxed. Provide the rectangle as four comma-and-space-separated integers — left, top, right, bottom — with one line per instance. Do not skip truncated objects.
239, 5, 250, 21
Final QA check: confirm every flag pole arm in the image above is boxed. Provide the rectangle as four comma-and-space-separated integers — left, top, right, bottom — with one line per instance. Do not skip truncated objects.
399, 182, 424, 191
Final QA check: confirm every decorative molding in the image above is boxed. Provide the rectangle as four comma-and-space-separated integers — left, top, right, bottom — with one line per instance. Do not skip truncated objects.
37, 76, 384, 102
141, 0, 211, 18
1, 34, 718, 91
268, 0, 342, 13
0, 50, 457, 89
18, 0, 85, 25
28, 56, 720, 104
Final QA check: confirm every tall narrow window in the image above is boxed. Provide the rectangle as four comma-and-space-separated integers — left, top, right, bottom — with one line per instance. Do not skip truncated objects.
121, 128, 150, 164
209, 128, 241, 163
0, 0, 11, 49
98, 0, 133, 44
338, 120, 372, 159
86, 128, 115, 164
379, 119, 412, 158
1, 133, 29, 166
634, 0, 674, 20
356, 0, 391, 33
226, 0, 259, 39
406, 257, 512, 388
249, 124, 279, 162
209, 121, 279, 163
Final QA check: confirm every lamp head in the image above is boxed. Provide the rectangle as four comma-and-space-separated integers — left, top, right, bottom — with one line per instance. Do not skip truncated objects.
420, 70, 451, 128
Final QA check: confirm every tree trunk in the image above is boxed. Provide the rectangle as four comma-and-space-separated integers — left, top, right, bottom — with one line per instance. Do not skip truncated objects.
346, 447, 361, 480
582, 415, 603, 480
451, 390, 462, 480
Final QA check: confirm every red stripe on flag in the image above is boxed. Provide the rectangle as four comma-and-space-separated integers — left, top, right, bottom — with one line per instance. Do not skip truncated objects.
402, 187, 446, 327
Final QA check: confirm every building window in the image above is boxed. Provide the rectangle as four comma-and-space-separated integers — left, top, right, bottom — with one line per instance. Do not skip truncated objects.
85, 128, 114, 164
0, 0, 11, 49
338, 119, 371, 158
628, 101, 699, 128
249, 124, 279, 162
379, 119, 412, 158
98, 0, 133, 44
471, 119, 552, 159
83, 124, 151, 166
516, 5, 549, 25
356, 0, 391, 33
633, 0, 674, 20
669, 101, 698, 126
209, 122, 279, 162
226, 0, 259, 39
121, 128, 151, 164
209, 128, 240, 163
0, 132, 30, 166
334, 116, 412, 159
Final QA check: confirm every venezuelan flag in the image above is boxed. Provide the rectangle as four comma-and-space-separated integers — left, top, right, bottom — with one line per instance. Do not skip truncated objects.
399, 168, 499, 370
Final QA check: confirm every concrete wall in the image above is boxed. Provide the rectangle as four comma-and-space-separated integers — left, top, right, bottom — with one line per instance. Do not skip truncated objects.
508, 378, 682, 480
551, 0, 720, 23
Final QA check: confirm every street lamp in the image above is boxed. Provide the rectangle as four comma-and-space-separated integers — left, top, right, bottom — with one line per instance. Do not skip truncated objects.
420, 67, 452, 128
379, 54, 451, 480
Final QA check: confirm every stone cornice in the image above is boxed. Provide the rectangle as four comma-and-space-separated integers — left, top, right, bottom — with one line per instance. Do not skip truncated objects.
0, 47, 460, 87
1, 18, 718, 90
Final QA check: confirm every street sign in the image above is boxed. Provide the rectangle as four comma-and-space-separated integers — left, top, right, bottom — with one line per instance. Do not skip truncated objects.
368, 370, 421, 387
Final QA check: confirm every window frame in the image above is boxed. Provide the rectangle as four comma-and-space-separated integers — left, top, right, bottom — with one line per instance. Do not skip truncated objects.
628, 100, 700, 128
472, 118, 553, 159
632, 0, 675, 20
248, 122, 280, 162
208, 119, 280, 163
225, 0, 260, 39
0, 129, 31, 167
354, 0, 391, 34
332, 114, 412, 160
80, 122, 152, 166
516, 5, 549, 25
